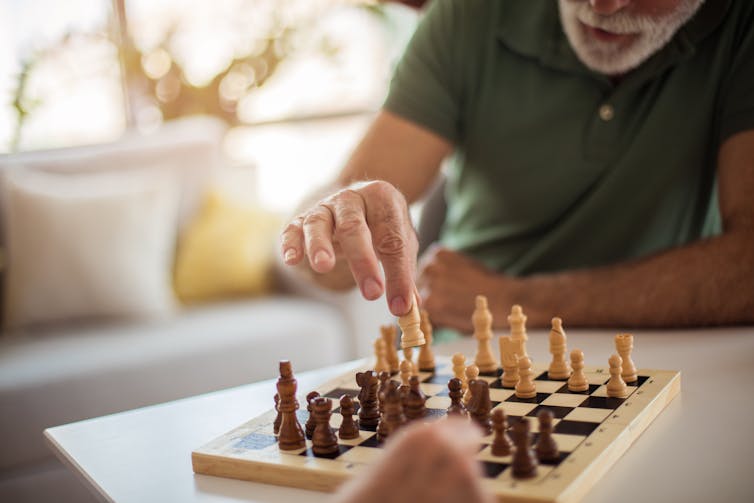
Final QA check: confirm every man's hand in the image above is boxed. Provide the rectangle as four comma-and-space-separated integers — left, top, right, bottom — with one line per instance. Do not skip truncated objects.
281, 181, 419, 316
417, 246, 550, 331
334, 419, 493, 503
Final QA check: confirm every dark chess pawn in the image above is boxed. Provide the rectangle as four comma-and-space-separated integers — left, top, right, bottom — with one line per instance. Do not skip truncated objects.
535, 409, 559, 462
273, 393, 282, 436
305, 391, 320, 439
356, 371, 380, 428
511, 417, 538, 479
467, 379, 492, 435
338, 395, 360, 440
404, 375, 427, 421
490, 408, 512, 456
377, 382, 406, 442
378, 371, 391, 415
311, 397, 339, 456
447, 377, 468, 418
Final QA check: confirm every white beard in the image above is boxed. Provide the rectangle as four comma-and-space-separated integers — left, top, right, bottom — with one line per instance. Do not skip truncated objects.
558, 0, 705, 75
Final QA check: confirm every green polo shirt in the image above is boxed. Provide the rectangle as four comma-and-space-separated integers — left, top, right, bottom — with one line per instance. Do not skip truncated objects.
384, 0, 754, 275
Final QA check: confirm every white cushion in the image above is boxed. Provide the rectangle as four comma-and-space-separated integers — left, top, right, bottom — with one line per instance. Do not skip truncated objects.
2, 168, 179, 329
0, 296, 348, 472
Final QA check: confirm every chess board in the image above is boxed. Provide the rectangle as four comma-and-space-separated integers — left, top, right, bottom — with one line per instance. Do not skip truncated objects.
192, 356, 680, 503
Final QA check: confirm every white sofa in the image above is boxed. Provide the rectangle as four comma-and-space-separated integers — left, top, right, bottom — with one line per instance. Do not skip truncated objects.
0, 118, 389, 502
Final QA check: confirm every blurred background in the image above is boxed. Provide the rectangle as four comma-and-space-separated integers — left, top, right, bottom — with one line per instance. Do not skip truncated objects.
0, 0, 420, 211
0, 3, 431, 502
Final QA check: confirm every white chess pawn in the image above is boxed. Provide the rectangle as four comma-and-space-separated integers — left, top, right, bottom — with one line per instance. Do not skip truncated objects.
398, 295, 425, 349
403, 347, 418, 376
568, 349, 589, 392
417, 309, 436, 371
606, 354, 629, 398
515, 356, 537, 399
399, 360, 412, 387
374, 338, 390, 374
452, 353, 467, 392
463, 364, 480, 405
499, 336, 521, 388
548, 317, 571, 380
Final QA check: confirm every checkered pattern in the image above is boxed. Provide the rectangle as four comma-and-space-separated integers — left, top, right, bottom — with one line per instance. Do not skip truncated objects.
193, 356, 679, 503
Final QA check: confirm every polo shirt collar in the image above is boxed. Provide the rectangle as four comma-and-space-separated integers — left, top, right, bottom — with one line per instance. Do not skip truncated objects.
496, 0, 733, 87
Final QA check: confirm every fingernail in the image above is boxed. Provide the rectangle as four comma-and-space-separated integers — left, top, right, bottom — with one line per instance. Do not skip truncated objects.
390, 296, 407, 315
313, 250, 330, 267
362, 278, 382, 299
284, 248, 297, 262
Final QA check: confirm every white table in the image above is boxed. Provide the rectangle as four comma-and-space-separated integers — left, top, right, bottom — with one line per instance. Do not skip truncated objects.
45, 327, 754, 503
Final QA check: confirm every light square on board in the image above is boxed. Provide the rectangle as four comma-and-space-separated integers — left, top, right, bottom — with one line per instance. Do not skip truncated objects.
489, 388, 515, 402
494, 401, 538, 417
338, 445, 384, 465
425, 395, 452, 410
541, 393, 588, 408
420, 383, 447, 396
532, 380, 567, 393
551, 433, 585, 452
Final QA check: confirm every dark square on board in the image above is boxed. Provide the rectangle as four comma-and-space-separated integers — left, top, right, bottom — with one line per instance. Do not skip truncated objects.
526, 405, 575, 419
555, 383, 601, 395
323, 388, 360, 400
580, 396, 626, 410
299, 444, 353, 459
505, 393, 549, 404
480, 461, 509, 478
554, 420, 600, 436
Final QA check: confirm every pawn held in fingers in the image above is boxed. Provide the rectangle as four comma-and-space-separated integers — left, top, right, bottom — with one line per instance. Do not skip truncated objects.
334, 419, 494, 503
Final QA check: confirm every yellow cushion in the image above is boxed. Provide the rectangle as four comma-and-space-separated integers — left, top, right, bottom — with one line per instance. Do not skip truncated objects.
174, 191, 282, 303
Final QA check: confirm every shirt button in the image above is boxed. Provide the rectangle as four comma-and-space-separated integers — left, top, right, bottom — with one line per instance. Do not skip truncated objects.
599, 104, 614, 121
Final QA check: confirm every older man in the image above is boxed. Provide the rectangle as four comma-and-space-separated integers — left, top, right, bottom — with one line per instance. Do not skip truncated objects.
283, 0, 753, 500
282, 0, 752, 332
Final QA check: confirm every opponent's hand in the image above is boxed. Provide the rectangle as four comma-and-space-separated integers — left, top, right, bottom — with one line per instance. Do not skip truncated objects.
334, 419, 493, 503
418, 246, 517, 331
281, 181, 419, 316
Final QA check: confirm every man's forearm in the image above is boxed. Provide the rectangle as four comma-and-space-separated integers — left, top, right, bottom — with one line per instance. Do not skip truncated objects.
513, 231, 754, 328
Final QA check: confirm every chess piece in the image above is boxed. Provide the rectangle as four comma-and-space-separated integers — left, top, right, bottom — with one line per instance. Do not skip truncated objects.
398, 360, 411, 401
356, 371, 380, 428
515, 356, 537, 399
305, 391, 320, 439
378, 371, 391, 415
311, 397, 338, 456
511, 417, 538, 479
491, 408, 512, 456
499, 336, 520, 388
535, 409, 559, 462
467, 379, 492, 435
403, 347, 418, 376
606, 354, 629, 398
473, 295, 499, 373
404, 375, 427, 420
508, 304, 529, 358
276, 360, 306, 450
273, 393, 281, 436
398, 294, 425, 348
417, 309, 436, 371
615, 334, 638, 384
377, 382, 406, 442
452, 353, 468, 392
338, 395, 360, 440
463, 364, 480, 405
381, 325, 400, 374
547, 317, 571, 380
374, 338, 390, 374
447, 378, 468, 418
568, 349, 589, 392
